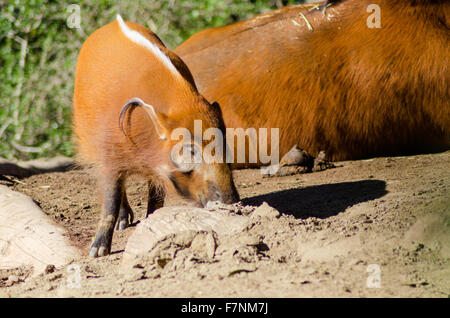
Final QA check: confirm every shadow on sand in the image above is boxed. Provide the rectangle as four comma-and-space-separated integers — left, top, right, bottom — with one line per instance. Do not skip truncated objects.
243, 179, 387, 219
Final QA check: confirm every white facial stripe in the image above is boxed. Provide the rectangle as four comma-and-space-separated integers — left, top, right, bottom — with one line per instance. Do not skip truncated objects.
116, 14, 180, 77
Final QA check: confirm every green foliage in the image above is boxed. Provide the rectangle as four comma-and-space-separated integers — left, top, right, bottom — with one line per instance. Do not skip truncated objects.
0, 0, 300, 160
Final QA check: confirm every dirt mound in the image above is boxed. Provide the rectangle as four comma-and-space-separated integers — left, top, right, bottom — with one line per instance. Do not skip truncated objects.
121, 202, 280, 278
0, 152, 449, 297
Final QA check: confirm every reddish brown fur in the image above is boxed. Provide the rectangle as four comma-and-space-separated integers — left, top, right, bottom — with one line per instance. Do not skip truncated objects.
74, 21, 206, 174
74, 18, 237, 194
176, 0, 450, 162
74, 18, 238, 256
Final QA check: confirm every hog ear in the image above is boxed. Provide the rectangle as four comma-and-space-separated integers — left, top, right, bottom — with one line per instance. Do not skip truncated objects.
119, 97, 168, 140
210, 101, 222, 115
210, 101, 226, 133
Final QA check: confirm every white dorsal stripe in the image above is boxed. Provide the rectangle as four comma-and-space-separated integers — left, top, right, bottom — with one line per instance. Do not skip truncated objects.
116, 14, 180, 77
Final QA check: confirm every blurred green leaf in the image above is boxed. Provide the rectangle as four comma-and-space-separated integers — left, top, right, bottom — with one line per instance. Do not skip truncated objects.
0, 0, 302, 160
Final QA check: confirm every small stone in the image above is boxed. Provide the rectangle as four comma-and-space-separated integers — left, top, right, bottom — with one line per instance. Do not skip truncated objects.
47, 273, 63, 282
239, 234, 261, 246
233, 246, 258, 263
123, 270, 146, 282
251, 202, 280, 219
191, 232, 217, 260
8, 275, 20, 283
45, 264, 56, 274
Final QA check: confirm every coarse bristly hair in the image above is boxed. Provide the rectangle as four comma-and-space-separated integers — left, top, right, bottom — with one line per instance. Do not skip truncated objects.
176, 0, 450, 162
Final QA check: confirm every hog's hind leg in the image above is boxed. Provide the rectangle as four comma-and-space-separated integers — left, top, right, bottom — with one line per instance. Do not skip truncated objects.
116, 190, 134, 230
146, 181, 165, 217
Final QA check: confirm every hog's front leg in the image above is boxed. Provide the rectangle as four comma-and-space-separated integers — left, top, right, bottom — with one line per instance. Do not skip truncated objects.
90, 177, 123, 257
265, 145, 334, 177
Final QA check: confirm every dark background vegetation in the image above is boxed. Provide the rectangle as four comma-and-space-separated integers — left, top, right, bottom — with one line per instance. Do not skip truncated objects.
0, 0, 304, 160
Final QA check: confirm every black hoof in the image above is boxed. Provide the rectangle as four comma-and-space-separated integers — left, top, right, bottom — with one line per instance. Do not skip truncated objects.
116, 218, 129, 231
89, 230, 113, 257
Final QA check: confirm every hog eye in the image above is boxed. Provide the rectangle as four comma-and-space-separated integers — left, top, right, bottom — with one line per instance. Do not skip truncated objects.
170, 143, 202, 173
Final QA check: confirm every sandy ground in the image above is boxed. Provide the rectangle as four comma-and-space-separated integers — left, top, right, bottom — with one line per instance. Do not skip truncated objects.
0, 151, 449, 297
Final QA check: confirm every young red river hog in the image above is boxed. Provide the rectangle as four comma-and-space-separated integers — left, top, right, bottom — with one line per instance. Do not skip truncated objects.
73, 15, 239, 257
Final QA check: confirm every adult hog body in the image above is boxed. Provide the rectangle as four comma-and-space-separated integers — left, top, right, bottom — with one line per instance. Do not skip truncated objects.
73, 15, 239, 257
175, 0, 450, 162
